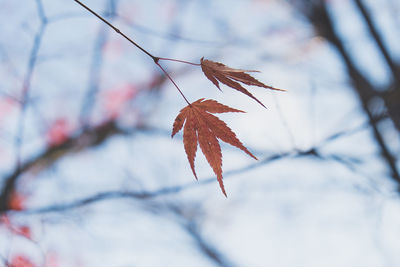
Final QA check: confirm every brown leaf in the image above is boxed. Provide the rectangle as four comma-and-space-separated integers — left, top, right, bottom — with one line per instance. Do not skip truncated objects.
200, 58, 285, 108
171, 108, 187, 137
195, 98, 244, 114
183, 110, 198, 179
172, 99, 257, 196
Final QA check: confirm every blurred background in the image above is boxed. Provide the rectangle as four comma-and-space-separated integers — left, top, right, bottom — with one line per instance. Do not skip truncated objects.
1, 0, 400, 266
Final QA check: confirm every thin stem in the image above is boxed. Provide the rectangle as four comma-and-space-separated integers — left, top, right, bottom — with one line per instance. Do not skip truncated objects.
155, 63, 190, 105
158, 57, 201, 66
74, 0, 157, 61
74, 0, 191, 104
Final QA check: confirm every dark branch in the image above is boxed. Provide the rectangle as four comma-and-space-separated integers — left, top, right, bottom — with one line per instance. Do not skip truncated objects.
12, 122, 376, 215
354, 0, 400, 81
168, 205, 238, 267
1, 120, 123, 213
294, 0, 400, 188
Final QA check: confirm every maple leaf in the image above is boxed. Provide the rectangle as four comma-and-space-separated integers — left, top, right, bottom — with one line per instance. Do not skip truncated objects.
200, 58, 285, 108
172, 99, 257, 196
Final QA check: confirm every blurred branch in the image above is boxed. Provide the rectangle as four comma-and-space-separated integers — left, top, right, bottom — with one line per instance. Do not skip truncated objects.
15, 0, 47, 169
13, 122, 378, 215
14, 152, 289, 214
353, 0, 400, 81
79, 0, 117, 125
121, 18, 221, 45
0, 52, 193, 214
185, 223, 236, 267
353, 0, 400, 131
293, 0, 400, 188
1, 120, 118, 213
5, 0, 48, 215
0, 119, 169, 214
169, 205, 238, 267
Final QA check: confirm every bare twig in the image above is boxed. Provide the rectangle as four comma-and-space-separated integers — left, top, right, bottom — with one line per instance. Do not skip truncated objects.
73, 0, 191, 104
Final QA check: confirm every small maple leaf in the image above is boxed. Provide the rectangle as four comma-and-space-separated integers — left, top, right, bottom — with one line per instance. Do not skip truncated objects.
172, 98, 257, 196
200, 58, 285, 108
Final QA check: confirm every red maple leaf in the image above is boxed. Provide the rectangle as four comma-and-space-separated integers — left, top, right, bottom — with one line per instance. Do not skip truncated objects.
200, 58, 285, 108
172, 99, 257, 196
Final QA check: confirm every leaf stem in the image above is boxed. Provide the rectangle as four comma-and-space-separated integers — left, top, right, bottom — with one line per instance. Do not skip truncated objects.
73, 0, 191, 104
157, 57, 201, 66
155, 62, 191, 105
